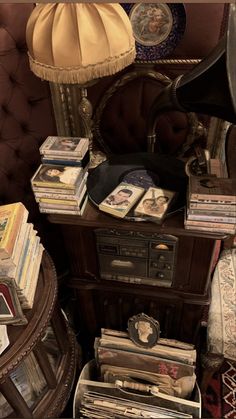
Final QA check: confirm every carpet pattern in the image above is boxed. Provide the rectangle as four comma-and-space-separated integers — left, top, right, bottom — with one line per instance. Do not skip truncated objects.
202, 360, 236, 418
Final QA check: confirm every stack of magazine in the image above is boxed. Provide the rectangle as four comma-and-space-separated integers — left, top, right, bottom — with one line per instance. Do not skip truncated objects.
0, 202, 44, 325
185, 175, 236, 234
31, 136, 89, 215
74, 328, 201, 418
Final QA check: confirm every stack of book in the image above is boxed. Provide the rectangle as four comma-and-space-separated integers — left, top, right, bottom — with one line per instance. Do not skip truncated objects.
0, 202, 44, 325
74, 329, 201, 418
31, 136, 90, 215
185, 176, 236, 234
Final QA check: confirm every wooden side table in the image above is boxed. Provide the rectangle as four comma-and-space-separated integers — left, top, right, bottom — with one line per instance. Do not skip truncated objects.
0, 251, 78, 418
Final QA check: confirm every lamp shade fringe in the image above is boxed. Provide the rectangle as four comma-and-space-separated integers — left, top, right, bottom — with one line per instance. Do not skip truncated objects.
26, 3, 136, 85
28, 47, 136, 85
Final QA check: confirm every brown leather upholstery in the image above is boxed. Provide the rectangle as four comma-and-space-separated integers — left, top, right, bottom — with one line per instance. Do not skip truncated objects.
0, 4, 67, 272
92, 69, 195, 155
90, 3, 229, 156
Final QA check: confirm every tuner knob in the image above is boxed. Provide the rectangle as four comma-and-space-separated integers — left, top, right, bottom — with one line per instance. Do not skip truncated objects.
156, 272, 165, 279
165, 264, 171, 270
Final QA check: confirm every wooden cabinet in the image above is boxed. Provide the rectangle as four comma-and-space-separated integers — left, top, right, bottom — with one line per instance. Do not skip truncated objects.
0, 252, 77, 418
49, 202, 224, 348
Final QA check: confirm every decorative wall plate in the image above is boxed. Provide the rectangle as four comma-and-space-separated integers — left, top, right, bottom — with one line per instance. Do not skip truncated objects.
122, 3, 186, 61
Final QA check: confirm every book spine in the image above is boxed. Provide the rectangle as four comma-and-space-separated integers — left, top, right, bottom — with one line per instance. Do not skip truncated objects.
21, 244, 44, 309
14, 225, 34, 287
18, 231, 38, 291
20, 238, 41, 308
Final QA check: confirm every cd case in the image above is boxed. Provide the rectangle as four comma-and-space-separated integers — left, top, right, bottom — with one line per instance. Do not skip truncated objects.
134, 187, 176, 223
99, 182, 145, 218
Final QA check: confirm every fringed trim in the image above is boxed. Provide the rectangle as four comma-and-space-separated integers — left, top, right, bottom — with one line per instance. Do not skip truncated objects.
28, 47, 136, 84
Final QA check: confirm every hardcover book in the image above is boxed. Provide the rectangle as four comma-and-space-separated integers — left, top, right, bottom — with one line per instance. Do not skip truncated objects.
0, 202, 29, 260
99, 182, 145, 218
134, 187, 176, 222
39, 136, 89, 157
189, 176, 236, 202
31, 164, 85, 190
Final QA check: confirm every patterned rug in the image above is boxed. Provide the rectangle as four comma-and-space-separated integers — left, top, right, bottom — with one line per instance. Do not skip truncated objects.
202, 360, 236, 418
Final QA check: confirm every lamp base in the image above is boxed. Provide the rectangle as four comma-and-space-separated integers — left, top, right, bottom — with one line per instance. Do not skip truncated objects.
49, 81, 107, 168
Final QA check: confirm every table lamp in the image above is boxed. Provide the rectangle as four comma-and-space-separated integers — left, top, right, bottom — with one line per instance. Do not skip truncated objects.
26, 3, 136, 163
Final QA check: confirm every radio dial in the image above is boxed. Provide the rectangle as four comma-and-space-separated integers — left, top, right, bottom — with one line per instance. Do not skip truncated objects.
158, 255, 166, 261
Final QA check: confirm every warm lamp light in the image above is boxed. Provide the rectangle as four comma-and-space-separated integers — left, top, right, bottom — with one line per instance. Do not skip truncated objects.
26, 3, 136, 163
26, 3, 135, 84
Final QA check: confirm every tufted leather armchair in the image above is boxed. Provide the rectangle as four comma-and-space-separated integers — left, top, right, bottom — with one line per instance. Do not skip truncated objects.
0, 3, 67, 273
88, 3, 229, 156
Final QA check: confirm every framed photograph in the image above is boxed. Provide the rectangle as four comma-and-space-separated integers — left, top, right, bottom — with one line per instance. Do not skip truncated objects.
121, 3, 186, 61
0, 292, 13, 318
0, 281, 27, 325
128, 313, 160, 348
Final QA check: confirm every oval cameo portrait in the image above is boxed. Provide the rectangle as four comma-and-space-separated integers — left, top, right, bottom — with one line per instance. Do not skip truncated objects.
128, 313, 160, 348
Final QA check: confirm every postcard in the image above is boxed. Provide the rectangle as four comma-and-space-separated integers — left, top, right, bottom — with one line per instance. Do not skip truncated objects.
134, 187, 176, 221
99, 182, 145, 218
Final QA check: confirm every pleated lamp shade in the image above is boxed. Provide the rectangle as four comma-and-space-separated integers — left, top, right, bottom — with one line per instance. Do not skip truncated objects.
26, 3, 136, 84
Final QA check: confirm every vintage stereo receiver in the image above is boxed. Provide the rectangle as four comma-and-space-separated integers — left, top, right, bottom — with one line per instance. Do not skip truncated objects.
95, 229, 178, 287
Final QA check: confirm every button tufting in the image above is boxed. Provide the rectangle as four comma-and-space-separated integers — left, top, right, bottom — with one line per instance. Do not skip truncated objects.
20, 123, 28, 133
2, 105, 8, 113
9, 74, 16, 84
